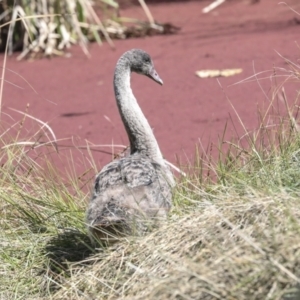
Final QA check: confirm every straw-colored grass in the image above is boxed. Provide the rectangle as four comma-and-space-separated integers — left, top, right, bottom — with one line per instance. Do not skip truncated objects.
0, 0, 169, 59
0, 0, 119, 59
1, 56, 300, 299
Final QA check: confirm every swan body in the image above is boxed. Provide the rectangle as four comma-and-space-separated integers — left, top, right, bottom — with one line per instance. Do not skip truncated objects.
86, 49, 175, 243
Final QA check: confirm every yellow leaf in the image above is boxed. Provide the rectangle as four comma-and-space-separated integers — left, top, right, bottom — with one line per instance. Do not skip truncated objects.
195, 68, 243, 78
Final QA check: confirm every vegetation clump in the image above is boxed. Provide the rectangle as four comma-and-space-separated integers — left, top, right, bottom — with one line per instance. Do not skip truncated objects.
0, 0, 179, 59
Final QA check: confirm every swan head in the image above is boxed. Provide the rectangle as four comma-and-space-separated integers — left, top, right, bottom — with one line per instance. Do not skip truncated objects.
127, 49, 163, 85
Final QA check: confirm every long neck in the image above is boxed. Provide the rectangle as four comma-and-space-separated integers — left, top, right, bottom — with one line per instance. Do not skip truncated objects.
113, 58, 164, 164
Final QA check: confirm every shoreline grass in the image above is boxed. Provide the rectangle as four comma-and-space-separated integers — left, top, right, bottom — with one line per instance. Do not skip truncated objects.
0, 0, 174, 60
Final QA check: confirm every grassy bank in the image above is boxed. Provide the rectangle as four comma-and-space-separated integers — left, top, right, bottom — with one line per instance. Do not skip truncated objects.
1, 65, 300, 299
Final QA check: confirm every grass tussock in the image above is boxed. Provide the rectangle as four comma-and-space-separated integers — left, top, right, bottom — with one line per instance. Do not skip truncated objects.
0, 0, 177, 59
1, 59, 300, 299
0, 0, 119, 59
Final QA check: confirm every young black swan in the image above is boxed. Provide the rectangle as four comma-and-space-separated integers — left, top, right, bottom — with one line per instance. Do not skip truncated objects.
86, 49, 175, 244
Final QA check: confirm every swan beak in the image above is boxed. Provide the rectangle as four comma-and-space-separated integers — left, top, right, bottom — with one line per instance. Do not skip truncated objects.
148, 68, 163, 85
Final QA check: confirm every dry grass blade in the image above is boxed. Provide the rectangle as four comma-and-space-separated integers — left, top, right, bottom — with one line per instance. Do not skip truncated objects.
165, 159, 187, 177
138, 0, 154, 24
8, 107, 58, 152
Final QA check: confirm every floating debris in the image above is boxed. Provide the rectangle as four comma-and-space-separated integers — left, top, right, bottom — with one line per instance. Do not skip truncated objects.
195, 68, 243, 78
